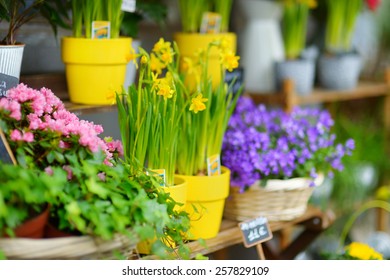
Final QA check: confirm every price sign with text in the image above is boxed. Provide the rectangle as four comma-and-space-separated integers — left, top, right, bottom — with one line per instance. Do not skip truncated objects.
239, 216, 273, 248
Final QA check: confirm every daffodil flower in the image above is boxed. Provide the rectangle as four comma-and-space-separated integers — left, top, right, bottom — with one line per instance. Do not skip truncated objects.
189, 93, 208, 113
153, 38, 171, 53
150, 53, 166, 74
220, 50, 240, 72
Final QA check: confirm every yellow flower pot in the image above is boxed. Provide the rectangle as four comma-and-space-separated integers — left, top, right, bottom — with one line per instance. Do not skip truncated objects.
137, 176, 188, 254
61, 37, 132, 105
173, 32, 237, 90
176, 166, 230, 240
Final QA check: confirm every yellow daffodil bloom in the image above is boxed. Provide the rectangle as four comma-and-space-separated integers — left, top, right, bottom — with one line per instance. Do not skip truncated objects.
161, 49, 174, 64
189, 93, 208, 113
345, 242, 383, 260
156, 82, 175, 100
141, 55, 148, 65
221, 50, 240, 72
153, 38, 171, 53
150, 53, 166, 74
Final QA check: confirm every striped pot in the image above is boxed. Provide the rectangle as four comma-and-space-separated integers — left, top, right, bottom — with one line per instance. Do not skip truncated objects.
0, 44, 25, 97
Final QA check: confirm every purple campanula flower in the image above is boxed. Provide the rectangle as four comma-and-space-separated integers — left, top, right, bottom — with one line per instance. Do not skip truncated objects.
221, 97, 354, 189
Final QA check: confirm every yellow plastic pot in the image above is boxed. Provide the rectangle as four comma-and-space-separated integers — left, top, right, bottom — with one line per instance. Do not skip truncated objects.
61, 37, 132, 105
137, 176, 187, 254
173, 32, 237, 90
176, 167, 231, 240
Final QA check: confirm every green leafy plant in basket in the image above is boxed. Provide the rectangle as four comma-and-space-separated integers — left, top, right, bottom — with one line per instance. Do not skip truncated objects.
0, 83, 190, 259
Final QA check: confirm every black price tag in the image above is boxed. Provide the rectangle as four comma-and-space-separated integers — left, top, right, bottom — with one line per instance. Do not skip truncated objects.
0, 129, 16, 165
0, 73, 19, 98
224, 67, 244, 95
239, 216, 273, 248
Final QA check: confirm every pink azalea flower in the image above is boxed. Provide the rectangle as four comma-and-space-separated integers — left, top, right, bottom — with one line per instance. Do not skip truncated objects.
10, 129, 23, 141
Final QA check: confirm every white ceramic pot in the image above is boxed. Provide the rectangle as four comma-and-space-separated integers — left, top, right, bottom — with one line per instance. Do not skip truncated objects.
0, 44, 25, 97
236, 0, 284, 93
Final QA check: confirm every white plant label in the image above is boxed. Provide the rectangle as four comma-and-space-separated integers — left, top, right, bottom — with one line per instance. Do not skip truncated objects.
121, 0, 136, 13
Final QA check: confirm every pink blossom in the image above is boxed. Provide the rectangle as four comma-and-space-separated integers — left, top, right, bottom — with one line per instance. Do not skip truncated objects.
106, 139, 124, 157
59, 140, 70, 149
22, 132, 34, 142
62, 165, 73, 180
44, 166, 54, 176
97, 172, 106, 181
27, 113, 43, 130
10, 129, 23, 141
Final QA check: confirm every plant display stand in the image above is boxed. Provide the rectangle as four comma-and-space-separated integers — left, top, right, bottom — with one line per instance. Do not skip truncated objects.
187, 205, 335, 260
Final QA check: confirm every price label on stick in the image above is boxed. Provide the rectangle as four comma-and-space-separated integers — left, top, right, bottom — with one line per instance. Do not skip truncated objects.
239, 216, 273, 248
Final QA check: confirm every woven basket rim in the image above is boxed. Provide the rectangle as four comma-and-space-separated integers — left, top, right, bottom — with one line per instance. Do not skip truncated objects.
239, 173, 324, 192
0, 233, 138, 260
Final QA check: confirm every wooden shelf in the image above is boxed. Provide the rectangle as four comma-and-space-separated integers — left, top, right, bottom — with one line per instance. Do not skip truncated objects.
248, 80, 390, 111
186, 206, 335, 260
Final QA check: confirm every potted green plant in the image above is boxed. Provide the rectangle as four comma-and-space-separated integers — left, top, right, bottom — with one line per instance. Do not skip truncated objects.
174, 0, 236, 89
116, 39, 191, 251
0, 164, 64, 239
275, 0, 317, 95
318, 0, 381, 90
174, 39, 242, 240
0, 0, 68, 96
0, 83, 191, 259
61, 0, 132, 105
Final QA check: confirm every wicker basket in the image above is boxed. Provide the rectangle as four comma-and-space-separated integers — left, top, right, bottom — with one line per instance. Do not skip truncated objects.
224, 175, 324, 222
0, 234, 138, 260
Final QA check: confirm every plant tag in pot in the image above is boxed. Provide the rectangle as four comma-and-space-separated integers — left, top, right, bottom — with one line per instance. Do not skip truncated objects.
121, 0, 136, 13
200, 12, 222, 34
92, 21, 110, 39
150, 169, 166, 186
207, 154, 221, 176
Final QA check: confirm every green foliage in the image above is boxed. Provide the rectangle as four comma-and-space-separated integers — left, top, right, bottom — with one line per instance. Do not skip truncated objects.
0, 0, 69, 45
281, 0, 316, 59
70, 0, 124, 38
325, 0, 362, 53
178, 0, 233, 33
0, 164, 65, 236
331, 107, 389, 214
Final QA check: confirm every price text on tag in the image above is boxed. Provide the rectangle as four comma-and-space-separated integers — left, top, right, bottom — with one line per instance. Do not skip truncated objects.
239, 216, 273, 248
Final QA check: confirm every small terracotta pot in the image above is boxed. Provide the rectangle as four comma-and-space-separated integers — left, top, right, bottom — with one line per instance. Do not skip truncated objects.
13, 205, 50, 238
44, 222, 80, 238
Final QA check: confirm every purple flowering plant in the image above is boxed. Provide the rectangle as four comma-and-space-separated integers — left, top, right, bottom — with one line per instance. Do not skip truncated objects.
221, 97, 355, 192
